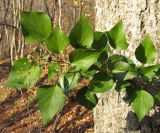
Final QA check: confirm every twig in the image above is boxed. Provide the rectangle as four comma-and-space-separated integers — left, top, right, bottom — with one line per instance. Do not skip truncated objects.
0, 23, 19, 30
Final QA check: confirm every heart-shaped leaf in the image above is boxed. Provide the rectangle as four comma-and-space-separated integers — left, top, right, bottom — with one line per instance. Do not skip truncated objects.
107, 20, 129, 50
45, 25, 69, 53
37, 85, 66, 125
130, 90, 154, 122
69, 14, 94, 48
69, 49, 101, 70
20, 11, 52, 43
135, 35, 156, 64
4, 57, 42, 88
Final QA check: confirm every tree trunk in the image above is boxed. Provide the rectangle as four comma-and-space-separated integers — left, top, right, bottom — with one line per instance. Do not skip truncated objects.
94, 0, 160, 133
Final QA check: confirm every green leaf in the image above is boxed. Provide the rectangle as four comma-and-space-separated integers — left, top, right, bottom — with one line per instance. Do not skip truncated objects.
4, 57, 42, 88
48, 63, 60, 80
37, 85, 66, 125
45, 25, 69, 53
88, 72, 114, 94
79, 70, 95, 79
20, 11, 52, 43
92, 31, 110, 51
135, 35, 156, 64
107, 20, 129, 50
69, 49, 101, 70
111, 61, 137, 81
58, 72, 80, 94
154, 92, 160, 104
69, 14, 94, 48
130, 90, 154, 122
76, 87, 98, 109
112, 61, 131, 73
108, 55, 134, 70
140, 65, 160, 80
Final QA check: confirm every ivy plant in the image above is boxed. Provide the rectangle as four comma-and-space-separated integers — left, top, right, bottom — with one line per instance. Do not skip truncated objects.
4, 11, 160, 125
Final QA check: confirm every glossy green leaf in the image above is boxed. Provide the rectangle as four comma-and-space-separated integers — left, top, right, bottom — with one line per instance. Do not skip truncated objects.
20, 11, 52, 43
92, 31, 110, 51
45, 26, 69, 53
135, 35, 156, 64
140, 65, 160, 80
48, 63, 60, 80
69, 14, 94, 48
130, 90, 154, 122
4, 57, 42, 88
37, 85, 66, 125
107, 20, 129, 50
88, 72, 114, 94
69, 49, 101, 70
58, 72, 80, 94
76, 87, 98, 109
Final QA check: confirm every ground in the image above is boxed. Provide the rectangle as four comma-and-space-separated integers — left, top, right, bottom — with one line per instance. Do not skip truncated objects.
0, 56, 94, 133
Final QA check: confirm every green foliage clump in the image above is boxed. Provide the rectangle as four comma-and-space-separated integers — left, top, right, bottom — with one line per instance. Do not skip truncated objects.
4, 11, 160, 125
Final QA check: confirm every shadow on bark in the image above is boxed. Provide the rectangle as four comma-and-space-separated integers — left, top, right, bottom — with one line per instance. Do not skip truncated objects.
125, 110, 160, 133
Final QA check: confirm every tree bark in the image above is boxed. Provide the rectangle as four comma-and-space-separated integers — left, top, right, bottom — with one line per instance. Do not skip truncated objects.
94, 0, 160, 133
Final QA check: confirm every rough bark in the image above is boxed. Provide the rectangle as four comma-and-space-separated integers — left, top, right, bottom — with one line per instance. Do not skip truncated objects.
94, 0, 160, 133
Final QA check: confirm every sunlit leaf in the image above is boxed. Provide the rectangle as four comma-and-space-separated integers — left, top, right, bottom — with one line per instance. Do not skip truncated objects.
135, 35, 156, 64
130, 90, 154, 122
4, 57, 42, 88
45, 25, 69, 53
20, 11, 52, 43
37, 85, 66, 125
69, 14, 94, 48
107, 20, 129, 50
69, 49, 101, 70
